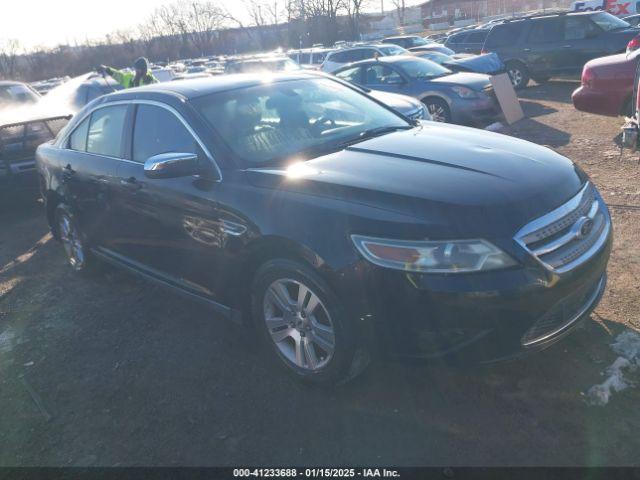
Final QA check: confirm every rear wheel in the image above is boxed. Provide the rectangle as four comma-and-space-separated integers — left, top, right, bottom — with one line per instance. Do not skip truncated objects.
422, 97, 451, 123
506, 61, 529, 90
55, 205, 93, 273
251, 259, 369, 385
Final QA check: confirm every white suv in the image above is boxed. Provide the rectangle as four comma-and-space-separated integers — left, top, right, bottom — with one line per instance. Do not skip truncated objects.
321, 44, 408, 73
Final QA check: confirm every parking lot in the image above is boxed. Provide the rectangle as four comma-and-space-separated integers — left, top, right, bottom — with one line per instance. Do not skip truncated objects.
1, 80, 639, 467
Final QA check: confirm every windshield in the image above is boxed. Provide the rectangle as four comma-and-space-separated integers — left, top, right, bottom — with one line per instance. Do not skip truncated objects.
590, 12, 630, 30
192, 78, 410, 166
396, 58, 452, 79
378, 45, 408, 56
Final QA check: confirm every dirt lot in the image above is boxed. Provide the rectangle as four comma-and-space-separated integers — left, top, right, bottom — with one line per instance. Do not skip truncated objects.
1, 80, 639, 467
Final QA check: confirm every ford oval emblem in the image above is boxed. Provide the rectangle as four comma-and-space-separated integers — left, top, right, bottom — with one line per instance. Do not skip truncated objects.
573, 217, 594, 240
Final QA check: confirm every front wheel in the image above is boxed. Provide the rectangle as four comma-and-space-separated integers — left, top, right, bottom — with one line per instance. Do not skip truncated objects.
506, 61, 530, 90
422, 97, 452, 123
251, 259, 369, 385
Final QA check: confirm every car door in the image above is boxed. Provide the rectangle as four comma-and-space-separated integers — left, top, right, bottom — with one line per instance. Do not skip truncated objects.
60, 104, 129, 248
109, 102, 227, 301
561, 15, 604, 73
524, 18, 565, 76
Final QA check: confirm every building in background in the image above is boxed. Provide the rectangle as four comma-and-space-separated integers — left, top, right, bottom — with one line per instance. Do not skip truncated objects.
420, 0, 574, 29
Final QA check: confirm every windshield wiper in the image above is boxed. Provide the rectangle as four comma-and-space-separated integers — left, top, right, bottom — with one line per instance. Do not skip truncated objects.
336, 125, 414, 148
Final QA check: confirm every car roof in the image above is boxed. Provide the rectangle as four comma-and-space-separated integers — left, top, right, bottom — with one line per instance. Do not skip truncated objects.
102, 71, 322, 101
0, 81, 26, 87
384, 35, 421, 40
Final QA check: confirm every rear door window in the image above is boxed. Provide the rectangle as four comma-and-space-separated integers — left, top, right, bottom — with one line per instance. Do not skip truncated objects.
69, 117, 90, 151
466, 31, 488, 43
132, 105, 198, 163
527, 19, 563, 43
484, 24, 521, 48
86, 105, 128, 158
447, 33, 468, 44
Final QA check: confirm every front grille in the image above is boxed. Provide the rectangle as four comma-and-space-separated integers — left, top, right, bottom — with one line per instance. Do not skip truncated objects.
0, 116, 69, 165
515, 183, 610, 273
521, 275, 605, 346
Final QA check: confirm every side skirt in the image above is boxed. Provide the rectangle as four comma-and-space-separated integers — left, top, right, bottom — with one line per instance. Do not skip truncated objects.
91, 247, 243, 324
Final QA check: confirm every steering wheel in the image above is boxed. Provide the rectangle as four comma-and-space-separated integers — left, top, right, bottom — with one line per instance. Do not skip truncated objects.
312, 115, 336, 134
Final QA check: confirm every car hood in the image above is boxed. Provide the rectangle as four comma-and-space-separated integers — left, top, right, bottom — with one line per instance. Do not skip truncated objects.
245, 123, 586, 238
367, 89, 422, 115
429, 71, 491, 91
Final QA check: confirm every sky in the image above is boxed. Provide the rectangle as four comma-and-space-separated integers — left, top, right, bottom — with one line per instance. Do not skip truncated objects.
1, 0, 425, 51
0, 0, 248, 49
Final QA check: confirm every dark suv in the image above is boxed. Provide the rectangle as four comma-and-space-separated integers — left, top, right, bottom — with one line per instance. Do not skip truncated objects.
482, 11, 639, 89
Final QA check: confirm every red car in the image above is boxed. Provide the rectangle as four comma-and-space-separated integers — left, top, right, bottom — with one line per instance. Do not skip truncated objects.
572, 50, 639, 117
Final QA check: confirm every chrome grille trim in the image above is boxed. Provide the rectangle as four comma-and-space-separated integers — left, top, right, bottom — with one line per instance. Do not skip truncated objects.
514, 183, 611, 274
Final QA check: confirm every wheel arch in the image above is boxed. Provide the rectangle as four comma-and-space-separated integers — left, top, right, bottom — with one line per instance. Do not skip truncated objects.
232, 235, 333, 314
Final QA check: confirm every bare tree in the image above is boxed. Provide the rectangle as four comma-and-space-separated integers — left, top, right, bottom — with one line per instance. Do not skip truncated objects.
345, 0, 370, 39
0, 39, 23, 80
391, 0, 406, 25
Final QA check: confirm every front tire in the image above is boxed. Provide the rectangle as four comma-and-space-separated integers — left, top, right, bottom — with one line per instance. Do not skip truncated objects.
506, 61, 530, 90
251, 259, 369, 385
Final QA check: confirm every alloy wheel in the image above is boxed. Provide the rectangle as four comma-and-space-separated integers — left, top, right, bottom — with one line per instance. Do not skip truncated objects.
426, 103, 448, 123
58, 213, 85, 271
508, 67, 523, 88
263, 278, 335, 371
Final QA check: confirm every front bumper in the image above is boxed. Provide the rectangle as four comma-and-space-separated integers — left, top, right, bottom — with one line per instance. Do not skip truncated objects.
450, 94, 502, 125
341, 227, 611, 363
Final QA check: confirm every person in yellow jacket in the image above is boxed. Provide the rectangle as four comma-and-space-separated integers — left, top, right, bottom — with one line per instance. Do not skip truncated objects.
96, 57, 158, 88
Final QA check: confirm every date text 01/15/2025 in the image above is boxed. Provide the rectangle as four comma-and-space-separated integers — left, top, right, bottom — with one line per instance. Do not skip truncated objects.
232, 468, 400, 478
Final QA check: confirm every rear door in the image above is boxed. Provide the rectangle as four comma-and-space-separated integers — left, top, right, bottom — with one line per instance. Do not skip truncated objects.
59, 105, 129, 246
524, 18, 565, 76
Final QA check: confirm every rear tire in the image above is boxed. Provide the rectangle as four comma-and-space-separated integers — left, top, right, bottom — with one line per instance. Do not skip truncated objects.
251, 259, 369, 385
54, 204, 96, 274
506, 61, 529, 90
422, 97, 452, 123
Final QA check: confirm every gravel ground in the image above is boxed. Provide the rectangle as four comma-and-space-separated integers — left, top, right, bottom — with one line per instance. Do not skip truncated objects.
0, 80, 639, 467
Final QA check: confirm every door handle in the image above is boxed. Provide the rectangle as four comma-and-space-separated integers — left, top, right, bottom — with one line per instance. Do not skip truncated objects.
523, 48, 531, 52
62, 163, 75, 182
562, 45, 573, 48
120, 176, 143, 190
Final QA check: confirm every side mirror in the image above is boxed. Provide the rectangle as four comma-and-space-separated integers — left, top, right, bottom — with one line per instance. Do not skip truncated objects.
144, 152, 199, 179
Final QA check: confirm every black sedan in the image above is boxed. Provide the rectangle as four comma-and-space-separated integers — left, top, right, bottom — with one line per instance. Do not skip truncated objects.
37, 73, 612, 384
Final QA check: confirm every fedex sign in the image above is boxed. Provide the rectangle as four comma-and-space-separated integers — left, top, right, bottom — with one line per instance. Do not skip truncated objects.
570, 0, 636, 15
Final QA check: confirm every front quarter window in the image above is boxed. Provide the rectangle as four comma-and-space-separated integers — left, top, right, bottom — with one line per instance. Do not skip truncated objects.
192, 78, 410, 166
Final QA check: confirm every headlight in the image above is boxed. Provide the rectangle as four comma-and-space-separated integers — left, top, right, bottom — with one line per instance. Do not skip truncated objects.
419, 104, 432, 120
351, 235, 517, 273
451, 86, 478, 99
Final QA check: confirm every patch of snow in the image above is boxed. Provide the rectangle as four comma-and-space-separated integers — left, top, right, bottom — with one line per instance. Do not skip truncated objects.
485, 122, 504, 132
586, 330, 640, 406
0, 328, 16, 354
